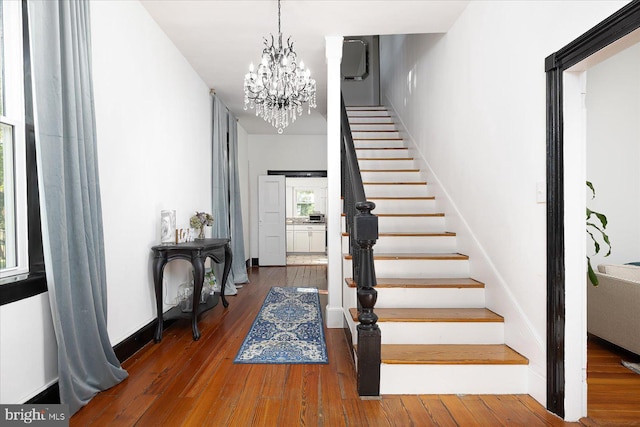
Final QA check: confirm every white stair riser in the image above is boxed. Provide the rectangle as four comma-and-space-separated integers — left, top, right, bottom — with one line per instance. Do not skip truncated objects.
349, 117, 394, 124
347, 110, 390, 117
353, 131, 400, 139
374, 287, 485, 308
370, 198, 437, 214
342, 235, 456, 253
377, 216, 445, 232
356, 149, 410, 159
350, 124, 396, 131
340, 215, 444, 234
341, 283, 485, 309
379, 364, 528, 394
377, 322, 504, 345
361, 171, 423, 182
343, 258, 469, 278
358, 159, 416, 169
364, 184, 429, 198
355, 139, 406, 148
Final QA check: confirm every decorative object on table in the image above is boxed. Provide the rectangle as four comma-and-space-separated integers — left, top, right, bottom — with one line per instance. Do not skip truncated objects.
178, 281, 194, 313
190, 211, 214, 240
201, 269, 217, 303
243, 0, 316, 134
586, 181, 611, 286
234, 287, 328, 364
160, 210, 176, 244
175, 228, 195, 243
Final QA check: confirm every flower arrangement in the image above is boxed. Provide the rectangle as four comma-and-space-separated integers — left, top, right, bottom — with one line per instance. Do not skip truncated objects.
190, 211, 214, 239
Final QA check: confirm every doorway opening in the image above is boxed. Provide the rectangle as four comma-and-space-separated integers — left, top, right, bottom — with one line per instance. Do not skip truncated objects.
545, 2, 640, 419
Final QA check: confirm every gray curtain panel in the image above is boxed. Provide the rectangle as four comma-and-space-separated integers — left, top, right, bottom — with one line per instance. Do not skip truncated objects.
228, 112, 248, 284
211, 96, 248, 293
28, 0, 127, 415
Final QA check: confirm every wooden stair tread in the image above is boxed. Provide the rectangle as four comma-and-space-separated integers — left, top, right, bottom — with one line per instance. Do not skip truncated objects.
363, 182, 427, 186
343, 231, 455, 237
346, 277, 485, 289
350, 121, 395, 125
376, 344, 529, 365
348, 307, 503, 323
360, 169, 420, 173
354, 139, 404, 142
352, 129, 397, 132
375, 213, 442, 217
367, 196, 435, 200
340, 212, 442, 217
355, 146, 406, 149
343, 252, 468, 261
358, 157, 414, 161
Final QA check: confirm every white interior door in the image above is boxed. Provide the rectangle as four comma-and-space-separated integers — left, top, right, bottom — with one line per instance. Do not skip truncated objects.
258, 175, 286, 266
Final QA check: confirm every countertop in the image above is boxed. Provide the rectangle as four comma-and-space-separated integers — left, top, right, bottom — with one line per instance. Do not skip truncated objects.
286, 218, 326, 225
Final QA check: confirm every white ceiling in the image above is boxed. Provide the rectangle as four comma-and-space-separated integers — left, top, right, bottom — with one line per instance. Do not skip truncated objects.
140, 0, 469, 134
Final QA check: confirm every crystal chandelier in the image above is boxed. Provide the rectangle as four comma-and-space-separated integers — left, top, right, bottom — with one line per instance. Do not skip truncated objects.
243, 0, 316, 134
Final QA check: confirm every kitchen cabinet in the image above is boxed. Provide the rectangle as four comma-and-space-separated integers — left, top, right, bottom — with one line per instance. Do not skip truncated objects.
286, 228, 294, 251
287, 223, 326, 253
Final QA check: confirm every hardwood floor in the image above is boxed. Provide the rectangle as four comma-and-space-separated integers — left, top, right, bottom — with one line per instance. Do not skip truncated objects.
581, 337, 640, 426
70, 266, 639, 426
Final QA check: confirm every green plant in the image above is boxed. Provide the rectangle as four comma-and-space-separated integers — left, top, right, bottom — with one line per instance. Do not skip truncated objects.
586, 181, 611, 286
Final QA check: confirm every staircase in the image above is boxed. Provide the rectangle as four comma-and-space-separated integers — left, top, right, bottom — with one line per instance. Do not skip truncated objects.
342, 106, 529, 395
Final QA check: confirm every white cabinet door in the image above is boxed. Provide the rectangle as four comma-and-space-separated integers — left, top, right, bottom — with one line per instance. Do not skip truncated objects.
286, 228, 294, 252
293, 230, 310, 252
309, 230, 326, 252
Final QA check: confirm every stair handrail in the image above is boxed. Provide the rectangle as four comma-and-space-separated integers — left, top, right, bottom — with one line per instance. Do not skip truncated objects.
340, 95, 381, 397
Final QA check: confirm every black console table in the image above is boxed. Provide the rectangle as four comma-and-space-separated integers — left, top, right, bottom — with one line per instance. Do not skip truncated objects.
151, 238, 232, 342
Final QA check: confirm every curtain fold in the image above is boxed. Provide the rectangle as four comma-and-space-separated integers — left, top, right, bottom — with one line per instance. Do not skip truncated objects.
28, 0, 127, 415
211, 95, 248, 292
228, 112, 249, 284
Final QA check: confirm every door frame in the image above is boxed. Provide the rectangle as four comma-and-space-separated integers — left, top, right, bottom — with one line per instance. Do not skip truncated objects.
545, 1, 640, 418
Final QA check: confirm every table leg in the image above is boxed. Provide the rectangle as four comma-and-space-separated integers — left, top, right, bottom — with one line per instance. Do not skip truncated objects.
153, 253, 166, 342
220, 243, 233, 308
191, 254, 205, 341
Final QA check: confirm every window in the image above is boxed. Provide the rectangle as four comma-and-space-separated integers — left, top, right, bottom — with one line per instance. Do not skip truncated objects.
0, 0, 45, 305
295, 189, 315, 217
0, 0, 28, 279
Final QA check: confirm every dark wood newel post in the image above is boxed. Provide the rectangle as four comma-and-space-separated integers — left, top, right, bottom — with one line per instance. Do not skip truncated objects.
354, 201, 381, 397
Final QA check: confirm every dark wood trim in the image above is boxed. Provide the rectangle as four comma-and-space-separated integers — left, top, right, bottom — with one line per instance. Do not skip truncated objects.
252, 257, 259, 266
544, 0, 640, 418
0, 272, 47, 305
26, 382, 60, 405
267, 170, 327, 178
27, 317, 178, 404
113, 318, 176, 362
546, 65, 565, 417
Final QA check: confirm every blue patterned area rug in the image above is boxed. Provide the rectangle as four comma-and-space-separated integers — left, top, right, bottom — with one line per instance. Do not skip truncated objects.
234, 287, 328, 364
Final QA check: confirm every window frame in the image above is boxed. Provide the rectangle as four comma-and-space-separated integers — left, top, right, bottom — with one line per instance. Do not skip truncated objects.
0, 0, 28, 279
0, 0, 46, 306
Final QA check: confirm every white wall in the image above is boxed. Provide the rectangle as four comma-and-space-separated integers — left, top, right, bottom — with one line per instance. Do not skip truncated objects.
247, 134, 327, 261
379, 0, 627, 418
586, 43, 640, 267
91, 0, 213, 344
0, 0, 216, 404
